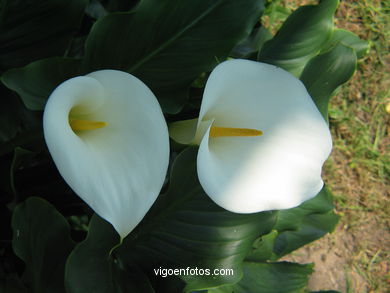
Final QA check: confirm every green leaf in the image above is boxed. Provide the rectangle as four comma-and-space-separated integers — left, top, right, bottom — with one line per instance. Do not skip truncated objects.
243, 188, 339, 262
83, 0, 265, 113
0, 130, 43, 157
231, 26, 273, 59
65, 214, 154, 293
274, 187, 335, 232
258, 0, 339, 76
11, 197, 75, 293
9, 147, 36, 198
271, 188, 339, 258
0, 277, 28, 293
300, 43, 357, 120
0, 85, 21, 142
1, 57, 81, 110
118, 147, 276, 292
0, 83, 42, 145
323, 29, 370, 59
207, 285, 234, 293
245, 230, 278, 262
85, 0, 108, 19
99, 0, 139, 12
273, 212, 339, 258
0, 0, 87, 71
233, 262, 313, 293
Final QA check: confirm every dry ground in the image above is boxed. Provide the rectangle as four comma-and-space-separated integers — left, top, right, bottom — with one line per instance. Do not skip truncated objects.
272, 1, 389, 292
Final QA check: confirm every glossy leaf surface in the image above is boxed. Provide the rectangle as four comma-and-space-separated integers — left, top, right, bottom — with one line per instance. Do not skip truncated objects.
258, 0, 338, 76
272, 187, 339, 258
83, 0, 265, 113
11, 197, 75, 293
65, 214, 154, 293
301, 44, 357, 120
0, 86, 21, 142
233, 262, 313, 293
323, 29, 370, 58
1, 58, 81, 110
0, 0, 87, 71
118, 147, 276, 291
207, 261, 313, 293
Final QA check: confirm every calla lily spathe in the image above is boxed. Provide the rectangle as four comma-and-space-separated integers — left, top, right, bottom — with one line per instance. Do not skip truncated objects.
170, 59, 332, 213
43, 70, 169, 238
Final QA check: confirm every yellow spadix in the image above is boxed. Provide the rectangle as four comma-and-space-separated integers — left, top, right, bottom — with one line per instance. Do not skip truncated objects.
209, 126, 262, 138
70, 119, 107, 131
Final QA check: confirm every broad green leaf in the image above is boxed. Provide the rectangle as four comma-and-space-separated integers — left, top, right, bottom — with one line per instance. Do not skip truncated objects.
0, 84, 41, 145
246, 188, 338, 262
233, 262, 313, 293
246, 189, 339, 261
151, 276, 186, 293
0, 277, 27, 293
258, 0, 339, 76
271, 188, 339, 258
10, 147, 36, 198
1, 58, 81, 110
65, 214, 120, 293
11, 197, 75, 293
65, 214, 154, 293
0, 205, 25, 292
99, 0, 139, 12
323, 29, 370, 59
0, 0, 87, 71
86, 0, 108, 19
207, 285, 234, 293
231, 27, 273, 60
118, 147, 276, 292
0, 86, 21, 142
83, 0, 265, 113
273, 212, 339, 258
0, 130, 43, 158
300, 43, 357, 120
274, 187, 335, 232
245, 230, 278, 262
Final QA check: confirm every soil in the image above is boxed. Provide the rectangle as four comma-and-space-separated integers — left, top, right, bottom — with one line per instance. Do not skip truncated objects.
283, 217, 390, 292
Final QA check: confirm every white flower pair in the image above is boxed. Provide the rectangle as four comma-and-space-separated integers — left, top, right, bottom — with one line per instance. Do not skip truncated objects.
43, 59, 332, 239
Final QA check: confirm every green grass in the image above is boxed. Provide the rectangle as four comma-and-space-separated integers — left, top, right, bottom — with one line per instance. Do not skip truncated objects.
324, 0, 389, 291
328, 3, 389, 290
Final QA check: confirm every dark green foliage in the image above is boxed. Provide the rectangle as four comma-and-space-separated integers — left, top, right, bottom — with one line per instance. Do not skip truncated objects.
0, 0, 366, 292
82, 0, 265, 113
11, 197, 75, 292
258, 0, 339, 76
301, 44, 357, 120
0, 0, 87, 72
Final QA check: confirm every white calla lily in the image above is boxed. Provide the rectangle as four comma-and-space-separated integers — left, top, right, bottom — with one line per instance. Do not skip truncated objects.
170, 59, 332, 213
43, 70, 169, 238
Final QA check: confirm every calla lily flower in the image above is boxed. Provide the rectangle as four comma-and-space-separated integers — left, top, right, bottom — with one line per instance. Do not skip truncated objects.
170, 59, 332, 213
43, 70, 169, 238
